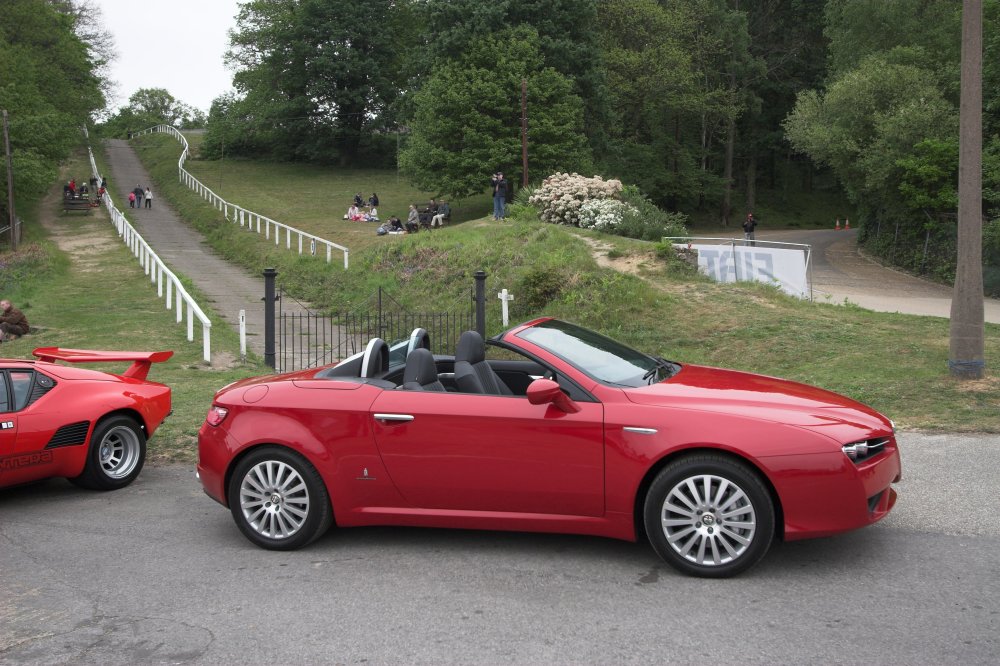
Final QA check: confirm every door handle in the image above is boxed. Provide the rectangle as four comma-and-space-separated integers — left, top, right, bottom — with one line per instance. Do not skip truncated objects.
374, 413, 415, 423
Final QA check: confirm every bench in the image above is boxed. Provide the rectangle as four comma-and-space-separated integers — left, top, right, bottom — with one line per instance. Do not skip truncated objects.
420, 202, 451, 229
63, 198, 95, 214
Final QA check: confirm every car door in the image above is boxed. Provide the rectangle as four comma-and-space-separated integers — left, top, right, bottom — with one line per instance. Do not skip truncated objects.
0, 371, 13, 484
368, 389, 605, 516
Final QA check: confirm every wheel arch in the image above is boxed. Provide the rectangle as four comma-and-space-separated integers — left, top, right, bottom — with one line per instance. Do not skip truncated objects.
93, 408, 148, 437
632, 446, 785, 542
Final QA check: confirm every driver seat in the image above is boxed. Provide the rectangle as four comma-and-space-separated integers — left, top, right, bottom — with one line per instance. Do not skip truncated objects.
401, 348, 445, 391
454, 330, 512, 395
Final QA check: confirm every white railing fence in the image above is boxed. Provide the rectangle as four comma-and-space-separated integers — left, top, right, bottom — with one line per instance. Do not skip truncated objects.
137, 125, 350, 269
85, 138, 212, 362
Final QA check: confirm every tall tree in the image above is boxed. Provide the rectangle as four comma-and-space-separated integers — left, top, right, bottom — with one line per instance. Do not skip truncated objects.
0, 0, 104, 233
949, 0, 985, 378
101, 88, 203, 136
399, 27, 590, 199
220, 0, 407, 164
408, 0, 608, 153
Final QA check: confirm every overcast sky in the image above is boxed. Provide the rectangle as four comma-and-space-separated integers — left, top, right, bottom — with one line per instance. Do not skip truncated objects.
93, 0, 242, 113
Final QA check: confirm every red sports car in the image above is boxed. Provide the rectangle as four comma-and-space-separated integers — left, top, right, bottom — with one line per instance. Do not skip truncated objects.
1, 348, 172, 491
198, 319, 900, 577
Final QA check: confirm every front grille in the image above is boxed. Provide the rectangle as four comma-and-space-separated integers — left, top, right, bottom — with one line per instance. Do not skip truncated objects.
843, 437, 890, 463
45, 421, 91, 449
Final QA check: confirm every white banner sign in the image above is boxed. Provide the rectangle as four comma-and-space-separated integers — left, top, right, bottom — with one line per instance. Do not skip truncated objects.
688, 244, 809, 298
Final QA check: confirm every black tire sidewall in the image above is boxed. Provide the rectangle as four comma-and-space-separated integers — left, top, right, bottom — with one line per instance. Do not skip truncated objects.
73, 415, 146, 491
644, 455, 775, 578
227, 447, 331, 551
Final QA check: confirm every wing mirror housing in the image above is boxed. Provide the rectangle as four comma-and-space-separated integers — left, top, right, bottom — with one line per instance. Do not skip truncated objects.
526, 378, 580, 413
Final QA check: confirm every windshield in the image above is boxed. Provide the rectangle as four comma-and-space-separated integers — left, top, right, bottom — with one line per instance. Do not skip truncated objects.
517, 320, 678, 387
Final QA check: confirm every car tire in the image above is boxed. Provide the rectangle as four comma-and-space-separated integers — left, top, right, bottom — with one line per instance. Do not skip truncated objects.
643, 454, 775, 578
70, 415, 147, 491
227, 446, 333, 551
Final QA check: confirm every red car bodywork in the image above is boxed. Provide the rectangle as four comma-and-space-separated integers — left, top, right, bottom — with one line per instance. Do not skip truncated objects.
0, 349, 172, 488
198, 319, 900, 548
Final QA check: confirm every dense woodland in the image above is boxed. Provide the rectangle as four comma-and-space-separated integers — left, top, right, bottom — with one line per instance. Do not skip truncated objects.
2, 0, 999, 293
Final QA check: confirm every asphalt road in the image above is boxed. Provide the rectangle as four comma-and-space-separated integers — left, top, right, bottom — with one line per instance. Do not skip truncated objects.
1, 432, 998, 665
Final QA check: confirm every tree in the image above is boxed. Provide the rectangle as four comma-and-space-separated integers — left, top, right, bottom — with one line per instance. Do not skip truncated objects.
399, 27, 591, 199
220, 0, 407, 164
101, 88, 202, 136
0, 0, 104, 235
409, 0, 608, 153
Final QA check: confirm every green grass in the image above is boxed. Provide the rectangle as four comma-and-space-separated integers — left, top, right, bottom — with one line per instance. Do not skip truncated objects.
4, 149, 268, 462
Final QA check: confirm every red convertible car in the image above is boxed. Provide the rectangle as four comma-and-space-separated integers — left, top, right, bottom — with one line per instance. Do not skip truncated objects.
198, 319, 900, 577
1, 348, 172, 491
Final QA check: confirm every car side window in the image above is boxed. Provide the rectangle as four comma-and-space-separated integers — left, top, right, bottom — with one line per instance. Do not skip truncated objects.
0, 373, 9, 412
10, 371, 33, 411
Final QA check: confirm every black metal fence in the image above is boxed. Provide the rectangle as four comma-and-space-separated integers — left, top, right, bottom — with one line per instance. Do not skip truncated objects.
265, 270, 486, 373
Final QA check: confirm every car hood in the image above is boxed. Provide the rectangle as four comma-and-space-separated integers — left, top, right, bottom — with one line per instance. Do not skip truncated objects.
626, 364, 892, 437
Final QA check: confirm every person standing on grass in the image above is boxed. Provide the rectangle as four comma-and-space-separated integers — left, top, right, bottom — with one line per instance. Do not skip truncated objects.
144, 187, 153, 208
0, 300, 29, 341
491, 172, 506, 220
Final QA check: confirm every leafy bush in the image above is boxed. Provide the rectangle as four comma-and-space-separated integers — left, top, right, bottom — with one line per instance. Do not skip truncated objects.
529, 173, 623, 226
514, 266, 567, 312
578, 198, 634, 231
507, 185, 539, 222
615, 187, 689, 241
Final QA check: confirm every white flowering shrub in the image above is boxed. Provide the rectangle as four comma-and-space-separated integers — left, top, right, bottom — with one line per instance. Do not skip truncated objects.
578, 198, 635, 230
529, 173, 624, 226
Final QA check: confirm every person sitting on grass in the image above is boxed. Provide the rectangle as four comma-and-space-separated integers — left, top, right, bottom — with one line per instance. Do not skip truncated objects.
365, 206, 379, 222
389, 216, 404, 233
345, 204, 363, 221
0, 299, 29, 342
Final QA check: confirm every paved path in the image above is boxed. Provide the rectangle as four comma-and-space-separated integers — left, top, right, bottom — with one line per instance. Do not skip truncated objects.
716, 227, 1000, 323
102, 140, 313, 363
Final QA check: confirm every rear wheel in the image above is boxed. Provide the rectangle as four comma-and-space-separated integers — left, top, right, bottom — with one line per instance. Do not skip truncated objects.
227, 446, 333, 550
70, 415, 146, 490
644, 454, 775, 578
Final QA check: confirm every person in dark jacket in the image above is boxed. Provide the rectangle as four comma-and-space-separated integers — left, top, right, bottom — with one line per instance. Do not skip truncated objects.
0, 300, 29, 340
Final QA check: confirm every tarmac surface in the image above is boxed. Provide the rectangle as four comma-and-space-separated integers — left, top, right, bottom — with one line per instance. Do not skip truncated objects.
1, 431, 997, 664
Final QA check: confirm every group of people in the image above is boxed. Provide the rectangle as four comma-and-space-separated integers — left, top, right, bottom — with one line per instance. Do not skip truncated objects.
63, 177, 93, 199
0, 299, 29, 342
345, 192, 380, 222
128, 184, 154, 209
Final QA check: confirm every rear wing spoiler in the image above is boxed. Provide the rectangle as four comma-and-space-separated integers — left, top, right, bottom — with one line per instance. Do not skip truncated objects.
32, 348, 174, 381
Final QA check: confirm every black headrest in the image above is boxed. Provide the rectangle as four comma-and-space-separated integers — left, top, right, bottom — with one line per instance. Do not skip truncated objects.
455, 330, 485, 365
361, 338, 389, 378
402, 348, 438, 386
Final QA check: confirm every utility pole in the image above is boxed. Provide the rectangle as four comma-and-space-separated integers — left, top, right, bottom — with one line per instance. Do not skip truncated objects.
949, 0, 985, 379
2, 110, 16, 250
521, 79, 528, 188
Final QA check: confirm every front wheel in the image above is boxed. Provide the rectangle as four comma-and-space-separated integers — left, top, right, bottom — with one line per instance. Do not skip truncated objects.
643, 455, 775, 578
227, 447, 333, 550
70, 415, 146, 490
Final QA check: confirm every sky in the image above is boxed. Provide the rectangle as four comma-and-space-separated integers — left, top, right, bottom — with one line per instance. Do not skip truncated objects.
93, 0, 242, 113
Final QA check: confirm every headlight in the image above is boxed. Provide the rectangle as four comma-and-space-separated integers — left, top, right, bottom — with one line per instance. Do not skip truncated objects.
842, 437, 888, 463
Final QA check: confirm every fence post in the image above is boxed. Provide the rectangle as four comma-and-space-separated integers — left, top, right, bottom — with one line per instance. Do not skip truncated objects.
263, 267, 277, 370
474, 270, 487, 338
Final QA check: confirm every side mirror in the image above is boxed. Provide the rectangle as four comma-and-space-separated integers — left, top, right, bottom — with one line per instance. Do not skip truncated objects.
526, 378, 580, 413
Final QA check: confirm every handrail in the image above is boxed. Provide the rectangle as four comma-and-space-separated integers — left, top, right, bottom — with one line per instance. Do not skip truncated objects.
85, 134, 213, 362
136, 125, 350, 269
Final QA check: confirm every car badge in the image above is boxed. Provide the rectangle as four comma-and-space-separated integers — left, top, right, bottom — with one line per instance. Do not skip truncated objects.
356, 467, 376, 481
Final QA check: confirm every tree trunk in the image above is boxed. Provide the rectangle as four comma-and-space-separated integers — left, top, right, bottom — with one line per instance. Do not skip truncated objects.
721, 117, 735, 227
746, 152, 757, 213
949, 0, 985, 379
